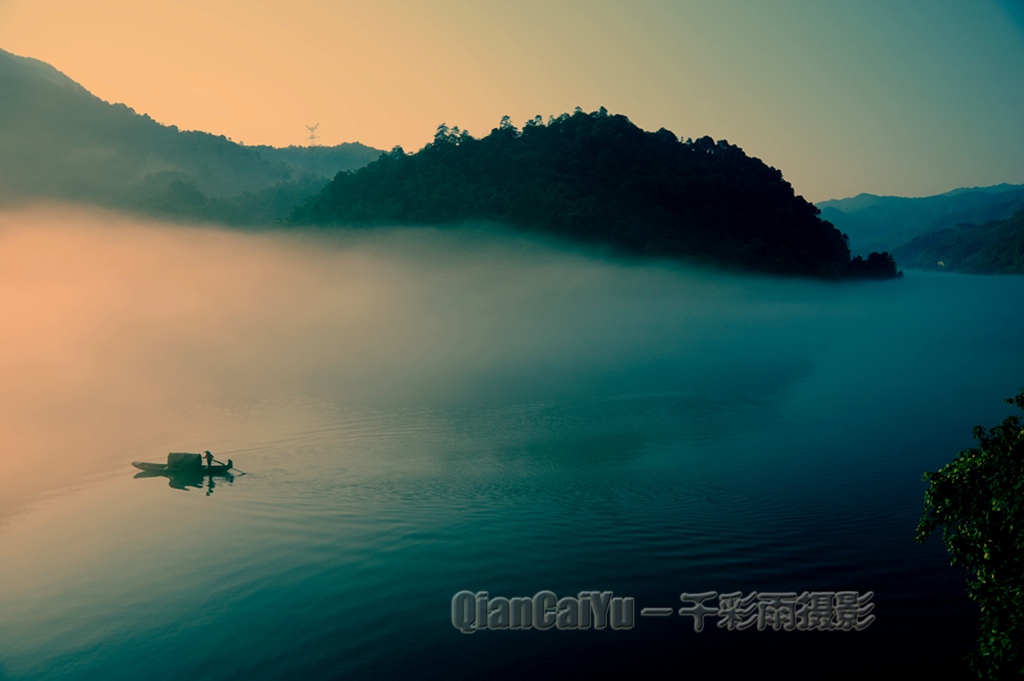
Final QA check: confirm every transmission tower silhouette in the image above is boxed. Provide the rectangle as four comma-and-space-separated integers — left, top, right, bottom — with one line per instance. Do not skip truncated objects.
305, 123, 320, 177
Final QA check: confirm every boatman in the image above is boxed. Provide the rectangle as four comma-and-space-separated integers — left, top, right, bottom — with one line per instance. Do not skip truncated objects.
205, 450, 214, 468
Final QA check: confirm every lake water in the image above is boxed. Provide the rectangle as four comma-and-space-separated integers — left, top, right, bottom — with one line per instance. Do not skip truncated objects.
2, 206, 1022, 679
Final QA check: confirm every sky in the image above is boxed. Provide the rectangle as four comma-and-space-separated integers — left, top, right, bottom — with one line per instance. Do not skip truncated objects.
0, 0, 1022, 202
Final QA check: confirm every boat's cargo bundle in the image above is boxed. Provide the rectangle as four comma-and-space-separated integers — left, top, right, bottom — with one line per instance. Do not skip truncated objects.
166, 452, 202, 470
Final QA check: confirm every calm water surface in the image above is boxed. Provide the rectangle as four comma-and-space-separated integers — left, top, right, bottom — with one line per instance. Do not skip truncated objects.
2, 210, 1021, 679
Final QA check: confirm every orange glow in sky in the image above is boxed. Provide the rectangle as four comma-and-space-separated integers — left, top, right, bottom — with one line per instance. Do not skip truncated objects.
1, 0, 1023, 201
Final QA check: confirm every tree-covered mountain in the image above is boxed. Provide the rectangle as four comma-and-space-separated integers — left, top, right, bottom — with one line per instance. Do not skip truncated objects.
0, 48, 380, 223
818, 184, 1024, 256
296, 108, 899, 279
893, 210, 1024, 274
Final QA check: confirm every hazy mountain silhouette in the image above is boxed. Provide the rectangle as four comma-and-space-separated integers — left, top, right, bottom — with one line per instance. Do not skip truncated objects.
252, 144, 381, 179
0, 48, 380, 222
818, 184, 1024, 255
0, 48, 84, 90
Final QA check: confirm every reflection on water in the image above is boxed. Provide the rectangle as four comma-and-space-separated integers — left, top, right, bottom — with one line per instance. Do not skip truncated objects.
2, 206, 1024, 679
133, 468, 235, 494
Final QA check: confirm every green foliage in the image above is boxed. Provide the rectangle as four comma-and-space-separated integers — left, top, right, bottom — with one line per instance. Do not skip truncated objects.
847, 251, 903, 280
894, 210, 1024, 274
294, 108, 901, 279
917, 389, 1024, 678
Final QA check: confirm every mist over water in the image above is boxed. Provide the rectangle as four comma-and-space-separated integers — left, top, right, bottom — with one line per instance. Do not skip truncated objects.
0, 205, 833, 514
3, 205, 1024, 678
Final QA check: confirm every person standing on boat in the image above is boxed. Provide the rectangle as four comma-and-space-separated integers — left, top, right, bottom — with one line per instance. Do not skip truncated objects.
205, 450, 214, 468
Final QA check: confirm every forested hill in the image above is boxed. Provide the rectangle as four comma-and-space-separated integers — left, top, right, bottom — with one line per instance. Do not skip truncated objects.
893, 209, 1024, 274
295, 108, 900, 279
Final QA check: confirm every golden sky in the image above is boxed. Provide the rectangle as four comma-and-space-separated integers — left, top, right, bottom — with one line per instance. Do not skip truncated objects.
1, 0, 1023, 201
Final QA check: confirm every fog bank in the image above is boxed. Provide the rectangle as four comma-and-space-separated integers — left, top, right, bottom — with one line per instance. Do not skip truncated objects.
0, 204, 984, 520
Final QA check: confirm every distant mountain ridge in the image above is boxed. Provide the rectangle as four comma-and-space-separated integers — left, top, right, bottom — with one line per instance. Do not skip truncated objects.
818, 184, 1024, 255
0, 48, 381, 222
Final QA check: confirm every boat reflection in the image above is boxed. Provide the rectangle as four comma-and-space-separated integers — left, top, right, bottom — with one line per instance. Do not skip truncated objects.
132, 468, 235, 495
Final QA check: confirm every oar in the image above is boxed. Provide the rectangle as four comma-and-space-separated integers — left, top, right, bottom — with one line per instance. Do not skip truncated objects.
212, 457, 246, 475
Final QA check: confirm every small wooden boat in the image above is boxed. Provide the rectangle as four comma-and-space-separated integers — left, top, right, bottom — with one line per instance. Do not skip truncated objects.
132, 452, 234, 475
